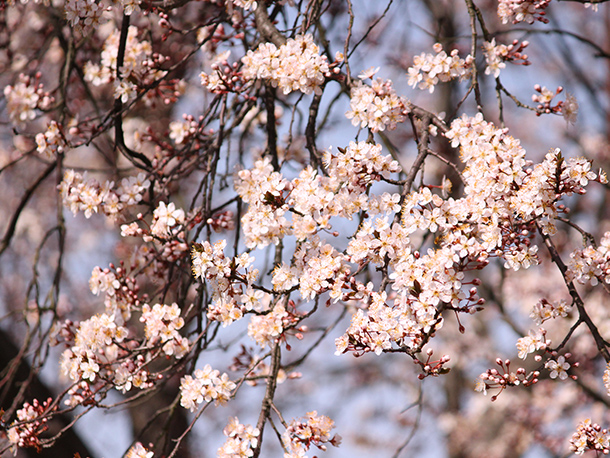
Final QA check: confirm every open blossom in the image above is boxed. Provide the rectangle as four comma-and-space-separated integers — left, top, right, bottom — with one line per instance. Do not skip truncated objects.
169, 119, 195, 144
545, 355, 570, 380
563, 92, 578, 124
516, 328, 548, 359
150, 201, 186, 238
233, 0, 257, 9
604, 363, 610, 396
126, 442, 153, 458
114, 79, 137, 103
120, 0, 142, 15
241, 34, 329, 95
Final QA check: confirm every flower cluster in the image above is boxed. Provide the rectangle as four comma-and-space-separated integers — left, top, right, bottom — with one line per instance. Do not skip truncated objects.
36, 121, 67, 159
191, 240, 263, 326
200, 51, 252, 94
64, 0, 108, 34
207, 210, 235, 232
7, 398, 55, 453
282, 411, 341, 458
482, 39, 530, 78
345, 76, 409, 132
407, 43, 473, 93
149, 202, 186, 240
328, 114, 603, 357
604, 363, 610, 396
447, 115, 597, 238
84, 25, 168, 103
56, 293, 190, 397
4, 74, 51, 128
326, 140, 401, 184
59, 169, 150, 220
531, 85, 579, 123
497, 0, 551, 24
248, 303, 291, 348
241, 34, 330, 95
217, 417, 260, 458
530, 298, 571, 324
60, 313, 129, 384
140, 303, 189, 358
179, 364, 236, 411
169, 117, 198, 145
570, 419, 610, 455
89, 264, 140, 323
566, 231, 610, 285
234, 157, 292, 248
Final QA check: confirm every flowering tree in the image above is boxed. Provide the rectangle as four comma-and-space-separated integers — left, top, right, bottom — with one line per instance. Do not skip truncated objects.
2, 0, 610, 456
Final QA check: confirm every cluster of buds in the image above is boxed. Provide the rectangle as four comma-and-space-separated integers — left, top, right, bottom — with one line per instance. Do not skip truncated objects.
532, 84, 564, 113
415, 348, 451, 379
544, 352, 578, 381
499, 39, 531, 65
532, 85, 578, 124
476, 358, 539, 401
447, 281, 486, 321
207, 210, 235, 232
6, 398, 56, 452
200, 51, 252, 95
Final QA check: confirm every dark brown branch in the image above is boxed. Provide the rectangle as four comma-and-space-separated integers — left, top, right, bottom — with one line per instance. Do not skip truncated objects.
113, 14, 153, 171
0, 162, 56, 257
538, 225, 610, 363
251, 342, 282, 458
